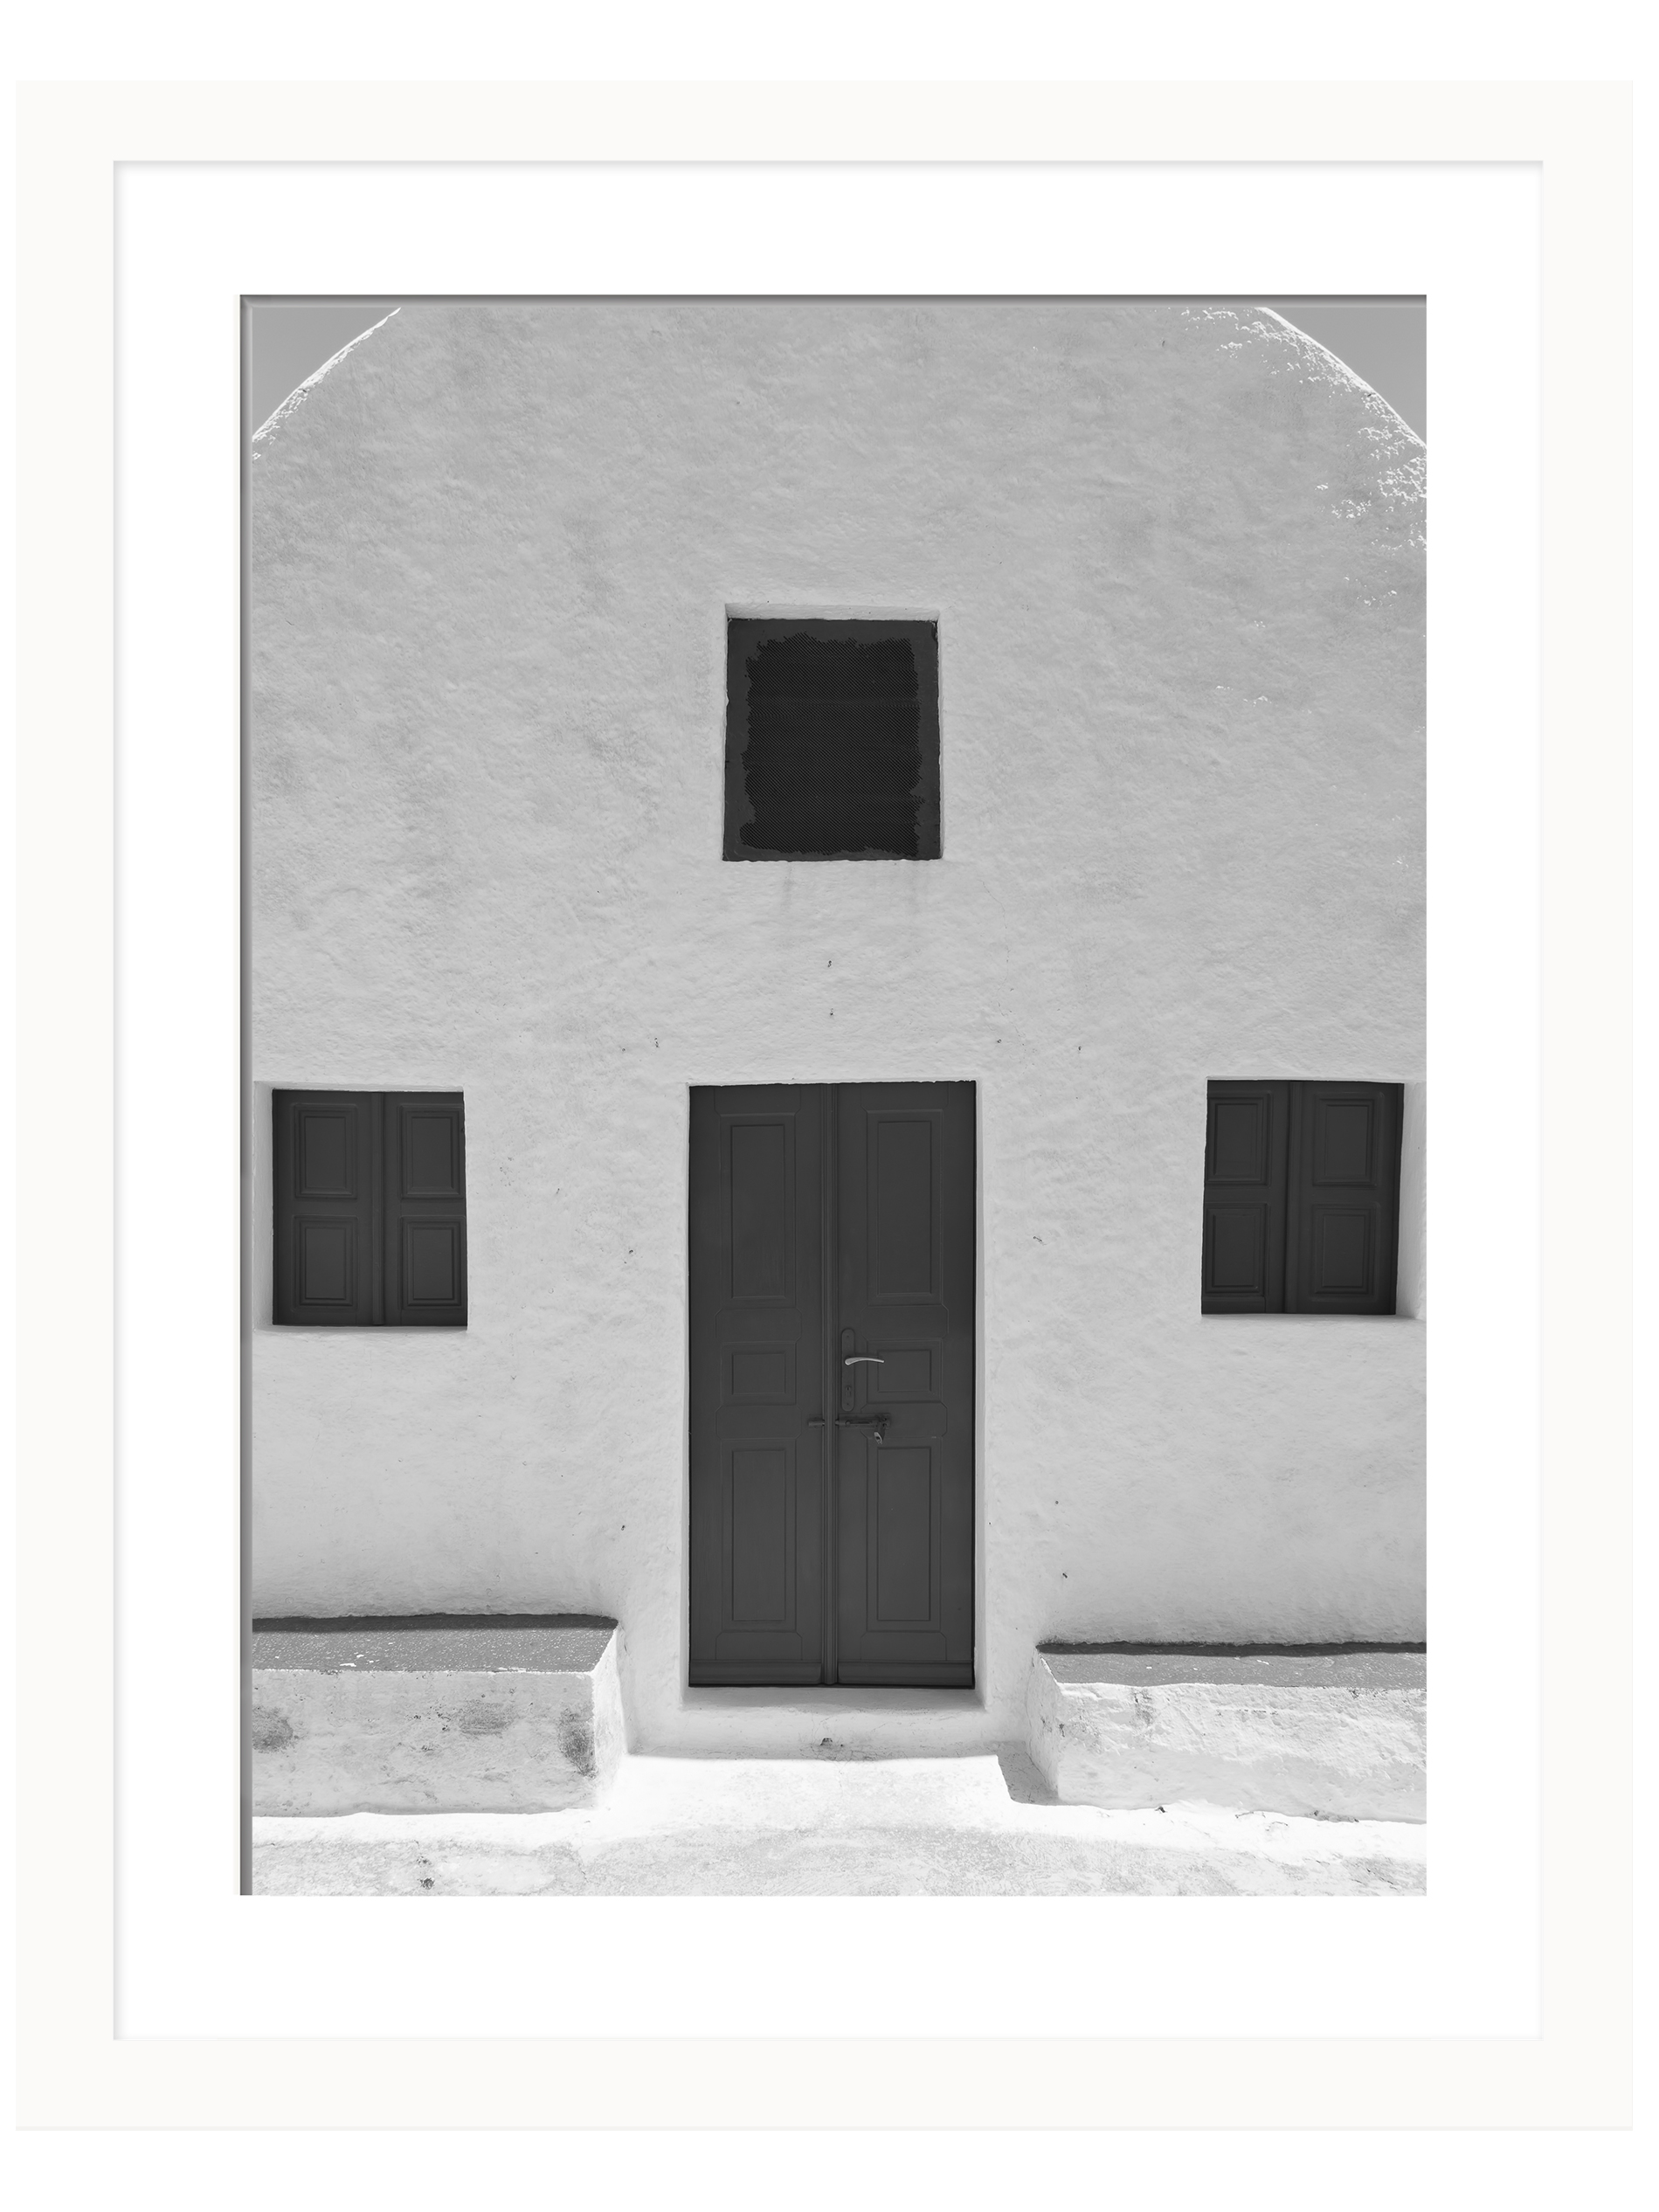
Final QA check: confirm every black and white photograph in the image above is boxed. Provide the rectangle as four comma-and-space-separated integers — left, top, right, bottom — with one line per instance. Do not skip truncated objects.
9, 36, 1638, 2194
245, 294, 1428, 1897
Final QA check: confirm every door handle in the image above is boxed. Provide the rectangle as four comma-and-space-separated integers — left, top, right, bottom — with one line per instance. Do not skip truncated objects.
843, 1356, 885, 1366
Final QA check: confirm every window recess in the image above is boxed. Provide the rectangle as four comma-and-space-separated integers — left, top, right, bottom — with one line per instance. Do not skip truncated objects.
1202, 1080, 1403, 1316
723, 617, 941, 861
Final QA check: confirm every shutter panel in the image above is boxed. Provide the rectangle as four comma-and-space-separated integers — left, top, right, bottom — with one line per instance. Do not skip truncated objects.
383, 1093, 467, 1326
1201, 1082, 1289, 1313
1286, 1082, 1403, 1315
273, 1090, 378, 1324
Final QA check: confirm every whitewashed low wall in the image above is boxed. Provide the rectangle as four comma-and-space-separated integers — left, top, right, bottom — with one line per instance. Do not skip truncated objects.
1025, 1648, 1426, 1821
252, 1618, 626, 1814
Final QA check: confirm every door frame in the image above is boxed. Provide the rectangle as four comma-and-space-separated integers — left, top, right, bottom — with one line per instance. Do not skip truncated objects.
681, 1078, 983, 1703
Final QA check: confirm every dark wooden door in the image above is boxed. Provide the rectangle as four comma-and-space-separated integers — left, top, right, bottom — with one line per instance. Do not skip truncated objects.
833, 1083, 976, 1684
688, 1088, 826, 1684
688, 1082, 974, 1687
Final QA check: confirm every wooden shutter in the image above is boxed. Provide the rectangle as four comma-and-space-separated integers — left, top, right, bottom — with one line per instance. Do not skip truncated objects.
1286, 1082, 1402, 1315
1201, 1082, 1289, 1313
384, 1093, 467, 1326
273, 1090, 379, 1324
273, 1090, 467, 1326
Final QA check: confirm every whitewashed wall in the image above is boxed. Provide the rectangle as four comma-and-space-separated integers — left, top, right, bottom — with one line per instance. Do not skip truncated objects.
251, 301, 1426, 1752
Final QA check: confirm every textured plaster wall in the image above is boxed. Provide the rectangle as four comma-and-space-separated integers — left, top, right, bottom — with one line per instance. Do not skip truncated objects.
251, 301, 1426, 1751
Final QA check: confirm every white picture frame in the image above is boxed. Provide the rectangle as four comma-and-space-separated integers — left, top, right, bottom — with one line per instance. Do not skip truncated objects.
13, 79, 1631, 2140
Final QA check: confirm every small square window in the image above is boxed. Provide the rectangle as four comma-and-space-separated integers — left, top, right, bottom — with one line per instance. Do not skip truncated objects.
273, 1090, 467, 1325
1201, 1081, 1403, 1315
723, 618, 941, 861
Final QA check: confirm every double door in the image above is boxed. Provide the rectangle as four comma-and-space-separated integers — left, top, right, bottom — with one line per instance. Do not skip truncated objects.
688, 1082, 975, 1686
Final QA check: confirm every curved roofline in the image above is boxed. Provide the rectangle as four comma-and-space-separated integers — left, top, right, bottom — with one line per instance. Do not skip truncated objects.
1251, 305, 1425, 450
251, 308, 401, 449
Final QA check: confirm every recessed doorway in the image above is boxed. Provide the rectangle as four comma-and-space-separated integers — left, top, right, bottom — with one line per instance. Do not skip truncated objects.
688, 1082, 975, 1686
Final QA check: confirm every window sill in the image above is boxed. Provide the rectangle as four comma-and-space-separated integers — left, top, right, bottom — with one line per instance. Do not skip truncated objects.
1200, 1311, 1424, 1324
260, 1323, 470, 1334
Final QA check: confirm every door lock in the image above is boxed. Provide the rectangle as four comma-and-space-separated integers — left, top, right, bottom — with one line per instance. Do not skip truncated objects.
836, 1414, 888, 1445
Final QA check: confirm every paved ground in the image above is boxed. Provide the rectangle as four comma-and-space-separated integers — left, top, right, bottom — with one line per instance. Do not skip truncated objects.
252, 1752, 1427, 1896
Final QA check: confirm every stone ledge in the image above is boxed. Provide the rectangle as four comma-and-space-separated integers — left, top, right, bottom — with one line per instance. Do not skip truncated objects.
1026, 1646, 1426, 1821
252, 1614, 618, 1672
1039, 1644, 1426, 1690
252, 1614, 625, 1815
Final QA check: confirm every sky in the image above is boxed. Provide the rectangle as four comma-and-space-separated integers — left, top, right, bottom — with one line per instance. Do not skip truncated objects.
249, 296, 1426, 442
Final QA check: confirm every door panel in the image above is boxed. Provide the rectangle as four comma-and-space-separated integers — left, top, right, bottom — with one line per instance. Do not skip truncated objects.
688, 1088, 826, 1684
688, 1081, 975, 1688
728, 1444, 792, 1622
869, 1112, 939, 1298
834, 1082, 976, 1687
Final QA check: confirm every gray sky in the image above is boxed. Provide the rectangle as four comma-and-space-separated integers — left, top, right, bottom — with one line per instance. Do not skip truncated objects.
248, 296, 1426, 441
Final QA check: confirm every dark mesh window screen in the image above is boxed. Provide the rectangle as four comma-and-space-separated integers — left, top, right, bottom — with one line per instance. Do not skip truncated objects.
724, 619, 941, 860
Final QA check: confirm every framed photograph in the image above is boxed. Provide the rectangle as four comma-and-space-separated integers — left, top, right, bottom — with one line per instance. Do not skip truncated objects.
13, 79, 1631, 2141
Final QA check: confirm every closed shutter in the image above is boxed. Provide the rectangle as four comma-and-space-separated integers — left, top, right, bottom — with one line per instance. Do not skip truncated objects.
1286, 1082, 1402, 1315
384, 1093, 467, 1325
1201, 1082, 1289, 1313
273, 1090, 379, 1324
273, 1090, 467, 1326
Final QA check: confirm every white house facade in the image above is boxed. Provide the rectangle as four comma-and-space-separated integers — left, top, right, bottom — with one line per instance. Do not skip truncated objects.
249, 299, 1426, 1765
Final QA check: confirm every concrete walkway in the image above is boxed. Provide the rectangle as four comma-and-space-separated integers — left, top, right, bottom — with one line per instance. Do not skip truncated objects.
252, 1752, 1426, 1896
